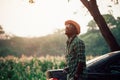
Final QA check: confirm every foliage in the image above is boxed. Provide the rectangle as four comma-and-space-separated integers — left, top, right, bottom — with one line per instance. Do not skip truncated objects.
0, 19, 120, 57
87, 14, 117, 31
0, 47, 17, 57
0, 56, 66, 80
80, 31, 110, 56
103, 14, 116, 26
0, 15, 120, 57
111, 0, 119, 4
85, 14, 120, 55
0, 25, 5, 34
81, 15, 120, 56
87, 20, 97, 31
0, 54, 98, 80
81, 14, 120, 55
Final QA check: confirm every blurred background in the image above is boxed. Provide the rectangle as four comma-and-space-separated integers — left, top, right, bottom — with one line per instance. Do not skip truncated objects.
0, 0, 120, 80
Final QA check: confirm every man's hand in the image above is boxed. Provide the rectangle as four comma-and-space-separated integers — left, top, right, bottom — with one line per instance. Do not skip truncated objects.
74, 74, 79, 80
74, 74, 83, 80
63, 69, 67, 73
63, 67, 69, 73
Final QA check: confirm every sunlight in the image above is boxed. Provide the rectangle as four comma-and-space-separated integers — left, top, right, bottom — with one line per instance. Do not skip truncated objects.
0, 0, 120, 37
0, 0, 70, 37
0, 0, 90, 37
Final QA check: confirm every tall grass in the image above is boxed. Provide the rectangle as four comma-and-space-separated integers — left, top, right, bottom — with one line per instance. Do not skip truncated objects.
0, 55, 66, 80
0, 55, 95, 80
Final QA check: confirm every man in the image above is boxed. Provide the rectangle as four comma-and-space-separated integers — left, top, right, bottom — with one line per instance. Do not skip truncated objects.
64, 20, 86, 80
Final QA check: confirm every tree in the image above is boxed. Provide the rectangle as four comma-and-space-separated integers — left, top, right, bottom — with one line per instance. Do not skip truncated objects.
0, 25, 5, 34
116, 17, 120, 27
103, 14, 116, 26
87, 14, 117, 31
0, 25, 5, 39
87, 20, 97, 31
0, 25, 10, 40
80, 0, 120, 51
29, 0, 120, 51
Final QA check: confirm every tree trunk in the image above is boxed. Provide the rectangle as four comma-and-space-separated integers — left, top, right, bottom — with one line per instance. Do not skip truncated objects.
80, 0, 120, 51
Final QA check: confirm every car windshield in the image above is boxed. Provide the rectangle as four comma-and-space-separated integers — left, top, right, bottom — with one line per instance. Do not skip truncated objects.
86, 54, 109, 67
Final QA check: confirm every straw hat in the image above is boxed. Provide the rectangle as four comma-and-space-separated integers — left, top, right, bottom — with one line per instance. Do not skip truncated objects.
65, 20, 80, 34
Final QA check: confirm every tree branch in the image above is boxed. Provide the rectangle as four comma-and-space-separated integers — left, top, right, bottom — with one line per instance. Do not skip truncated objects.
80, 0, 89, 8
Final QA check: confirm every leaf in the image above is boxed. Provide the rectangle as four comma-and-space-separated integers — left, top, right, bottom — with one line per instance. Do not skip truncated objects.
29, 0, 34, 3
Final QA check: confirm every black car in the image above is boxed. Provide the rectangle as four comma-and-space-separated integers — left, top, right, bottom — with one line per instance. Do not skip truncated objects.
46, 51, 120, 80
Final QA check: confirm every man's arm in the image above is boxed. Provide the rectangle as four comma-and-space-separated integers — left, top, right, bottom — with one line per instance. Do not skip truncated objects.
74, 40, 86, 80
74, 62, 84, 78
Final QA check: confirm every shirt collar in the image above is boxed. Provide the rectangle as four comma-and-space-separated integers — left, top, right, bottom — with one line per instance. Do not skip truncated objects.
67, 35, 76, 46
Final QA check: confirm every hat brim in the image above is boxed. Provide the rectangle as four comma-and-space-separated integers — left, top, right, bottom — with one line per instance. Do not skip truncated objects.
65, 20, 80, 34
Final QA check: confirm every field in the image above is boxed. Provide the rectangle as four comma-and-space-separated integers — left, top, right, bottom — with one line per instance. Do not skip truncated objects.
0, 55, 94, 80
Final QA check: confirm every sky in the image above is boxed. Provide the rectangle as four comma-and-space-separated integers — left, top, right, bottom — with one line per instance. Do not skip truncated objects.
0, 0, 120, 37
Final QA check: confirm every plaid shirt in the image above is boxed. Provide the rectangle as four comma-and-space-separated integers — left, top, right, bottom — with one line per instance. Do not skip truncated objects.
65, 35, 86, 80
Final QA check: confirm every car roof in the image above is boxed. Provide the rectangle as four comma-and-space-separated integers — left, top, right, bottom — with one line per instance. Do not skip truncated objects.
86, 51, 120, 68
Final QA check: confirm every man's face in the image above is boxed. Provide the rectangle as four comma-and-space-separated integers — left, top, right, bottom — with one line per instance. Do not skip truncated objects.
65, 24, 74, 36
